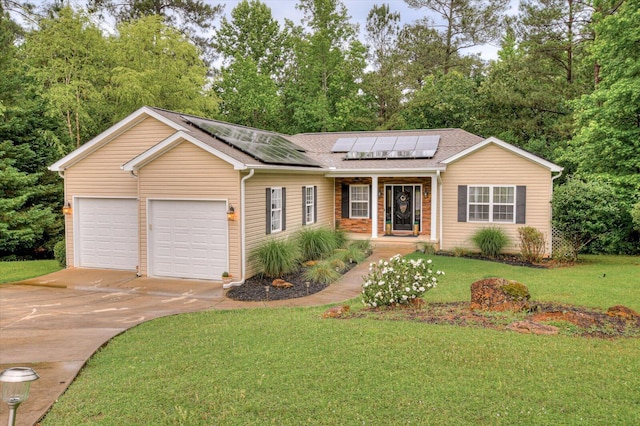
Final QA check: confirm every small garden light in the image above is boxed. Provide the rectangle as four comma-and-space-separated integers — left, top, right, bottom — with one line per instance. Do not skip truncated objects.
0, 367, 39, 426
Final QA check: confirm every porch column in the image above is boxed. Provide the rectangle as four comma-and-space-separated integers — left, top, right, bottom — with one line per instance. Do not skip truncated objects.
371, 175, 378, 239
430, 174, 438, 241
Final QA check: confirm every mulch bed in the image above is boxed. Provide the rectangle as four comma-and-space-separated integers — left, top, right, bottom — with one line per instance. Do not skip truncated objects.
352, 301, 640, 338
226, 269, 330, 301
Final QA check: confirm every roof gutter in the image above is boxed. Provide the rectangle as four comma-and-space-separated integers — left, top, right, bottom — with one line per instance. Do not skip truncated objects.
225, 168, 255, 289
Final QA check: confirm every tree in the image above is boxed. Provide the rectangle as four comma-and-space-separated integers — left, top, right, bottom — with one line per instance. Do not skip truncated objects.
362, 4, 403, 126
404, 0, 509, 73
21, 6, 111, 149
216, 57, 282, 130
281, 0, 371, 132
398, 71, 479, 130
214, 0, 285, 77
87, 0, 222, 60
567, 0, 640, 177
0, 9, 63, 258
107, 15, 219, 122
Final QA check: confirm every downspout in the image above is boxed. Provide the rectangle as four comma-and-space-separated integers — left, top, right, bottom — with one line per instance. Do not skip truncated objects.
437, 171, 443, 250
225, 168, 255, 288
549, 170, 563, 256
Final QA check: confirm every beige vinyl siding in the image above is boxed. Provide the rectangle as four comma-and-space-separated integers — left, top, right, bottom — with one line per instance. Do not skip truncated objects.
244, 172, 334, 277
441, 144, 553, 255
64, 117, 176, 267
137, 141, 241, 277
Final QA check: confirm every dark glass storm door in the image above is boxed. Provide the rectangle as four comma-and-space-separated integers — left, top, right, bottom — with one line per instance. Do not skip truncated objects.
392, 185, 414, 231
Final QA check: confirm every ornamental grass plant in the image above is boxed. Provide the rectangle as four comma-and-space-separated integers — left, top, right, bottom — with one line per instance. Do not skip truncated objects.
472, 226, 510, 257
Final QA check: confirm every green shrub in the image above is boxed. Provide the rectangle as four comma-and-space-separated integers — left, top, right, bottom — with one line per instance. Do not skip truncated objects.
334, 245, 366, 265
518, 226, 546, 263
249, 238, 300, 278
54, 240, 66, 268
471, 227, 509, 258
362, 254, 443, 307
452, 246, 468, 257
332, 229, 348, 249
418, 242, 437, 255
349, 239, 371, 253
296, 227, 340, 261
303, 260, 340, 284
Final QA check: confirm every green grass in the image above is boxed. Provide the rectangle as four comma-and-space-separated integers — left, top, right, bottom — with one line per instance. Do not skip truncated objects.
0, 260, 60, 283
41, 255, 640, 425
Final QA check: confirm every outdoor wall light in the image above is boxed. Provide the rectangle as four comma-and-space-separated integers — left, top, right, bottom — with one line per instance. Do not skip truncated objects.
423, 188, 429, 198
227, 205, 236, 221
62, 201, 72, 215
0, 367, 39, 426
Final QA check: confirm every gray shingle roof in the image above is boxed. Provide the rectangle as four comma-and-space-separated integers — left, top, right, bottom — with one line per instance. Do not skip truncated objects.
150, 107, 484, 171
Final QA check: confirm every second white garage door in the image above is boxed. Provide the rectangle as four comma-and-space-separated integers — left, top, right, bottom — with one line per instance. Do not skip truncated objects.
149, 200, 228, 280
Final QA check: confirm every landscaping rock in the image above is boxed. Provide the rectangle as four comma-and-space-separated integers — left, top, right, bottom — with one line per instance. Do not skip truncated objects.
507, 320, 559, 335
470, 278, 530, 312
606, 305, 640, 320
322, 305, 350, 318
272, 279, 294, 289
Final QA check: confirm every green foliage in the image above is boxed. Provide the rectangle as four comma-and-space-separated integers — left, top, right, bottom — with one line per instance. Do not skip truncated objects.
362, 254, 443, 307
552, 177, 627, 258
567, 0, 640, 177
296, 227, 341, 261
53, 240, 66, 267
348, 239, 371, 253
471, 226, 509, 258
418, 242, 437, 255
518, 226, 546, 263
303, 259, 340, 284
333, 245, 366, 265
249, 238, 300, 278
107, 15, 219, 122
632, 202, 640, 232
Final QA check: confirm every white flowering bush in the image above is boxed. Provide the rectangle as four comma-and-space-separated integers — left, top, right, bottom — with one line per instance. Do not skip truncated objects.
362, 254, 444, 307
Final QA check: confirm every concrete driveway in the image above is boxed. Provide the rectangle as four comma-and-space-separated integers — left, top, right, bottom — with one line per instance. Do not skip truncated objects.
0, 246, 406, 425
0, 269, 229, 426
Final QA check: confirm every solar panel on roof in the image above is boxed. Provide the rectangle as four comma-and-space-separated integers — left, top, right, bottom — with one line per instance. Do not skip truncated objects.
393, 136, 418, 151
371, 136, 397, 152
351, 137, 377, 153
183, 116, 320, 167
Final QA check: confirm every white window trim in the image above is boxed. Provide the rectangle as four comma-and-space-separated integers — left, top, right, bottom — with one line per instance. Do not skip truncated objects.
350, 184, 369, 219
270, 187, 283, 233
305, 186, 315, 225
468, 185, 516, 223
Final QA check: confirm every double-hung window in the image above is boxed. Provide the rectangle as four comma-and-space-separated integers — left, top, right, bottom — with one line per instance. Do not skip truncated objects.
468, 185, 515, 223
269, 187, 283, 233
304, 186, 315, 225
350, 185, 369, 218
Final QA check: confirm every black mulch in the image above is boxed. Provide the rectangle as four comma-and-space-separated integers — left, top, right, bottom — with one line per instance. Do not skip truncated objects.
226, 269, 329, 302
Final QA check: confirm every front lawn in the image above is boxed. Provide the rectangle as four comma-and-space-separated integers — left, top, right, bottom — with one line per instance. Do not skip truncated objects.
41, 255, 640, 425
0, 260, 60, 284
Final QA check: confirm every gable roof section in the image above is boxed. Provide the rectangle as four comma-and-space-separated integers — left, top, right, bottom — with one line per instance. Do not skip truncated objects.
440, 136, 564, 172
122, 131, 246, 171
49, 106, 188, 172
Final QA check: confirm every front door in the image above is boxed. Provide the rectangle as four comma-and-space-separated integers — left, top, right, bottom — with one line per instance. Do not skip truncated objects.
393, 186, 414, 231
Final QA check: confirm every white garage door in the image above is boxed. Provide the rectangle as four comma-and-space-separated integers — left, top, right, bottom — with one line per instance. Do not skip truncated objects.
149, 200, 228, 280
77, 198, 138, 270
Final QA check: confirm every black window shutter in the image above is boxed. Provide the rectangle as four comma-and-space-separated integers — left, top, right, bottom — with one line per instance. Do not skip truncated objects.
266, 188, 271, 234
369, 185, 372, 218
313, 186, 318, 223
341, 184, 349, 218
458, 186, 467, 222
516, 186, 526, 224
302, 187, 306, 225
282, 188, 286, 231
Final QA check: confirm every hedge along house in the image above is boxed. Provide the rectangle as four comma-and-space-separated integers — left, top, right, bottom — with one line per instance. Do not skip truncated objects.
49, 106, 563, 286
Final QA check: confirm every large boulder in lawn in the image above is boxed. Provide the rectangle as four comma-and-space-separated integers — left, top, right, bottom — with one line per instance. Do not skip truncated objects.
470, 278, 530, 312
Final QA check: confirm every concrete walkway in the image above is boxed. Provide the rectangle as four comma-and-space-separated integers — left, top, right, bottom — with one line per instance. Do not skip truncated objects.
0, 246, 411, 425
